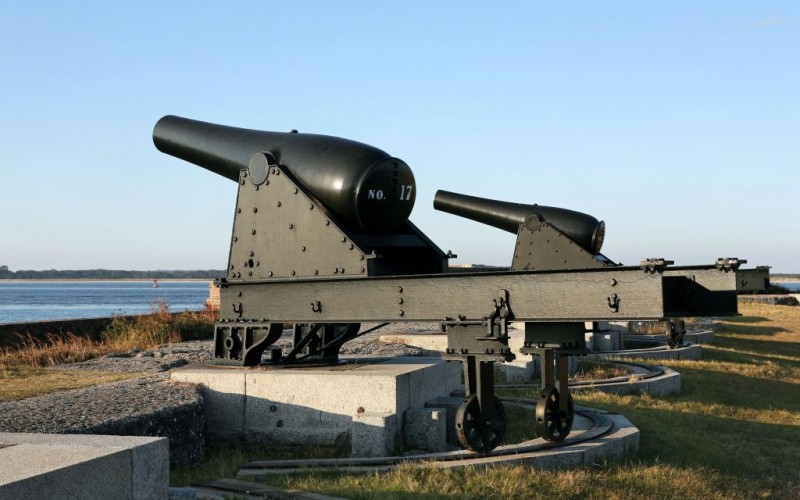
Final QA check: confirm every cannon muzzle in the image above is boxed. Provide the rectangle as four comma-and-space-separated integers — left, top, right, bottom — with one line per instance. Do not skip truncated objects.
434, 190, 605, 253
153, 115, 416, 232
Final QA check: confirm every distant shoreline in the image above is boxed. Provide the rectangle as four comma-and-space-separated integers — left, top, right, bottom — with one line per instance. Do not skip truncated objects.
0, 279, 214, 283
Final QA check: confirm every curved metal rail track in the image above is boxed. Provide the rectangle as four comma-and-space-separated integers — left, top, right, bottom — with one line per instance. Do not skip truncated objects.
189, 343, 670, 496
497, 359, 667, 391
236, 400, 612, 475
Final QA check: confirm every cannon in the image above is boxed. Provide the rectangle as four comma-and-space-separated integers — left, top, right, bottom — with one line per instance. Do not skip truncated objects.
154, 115, 767, 452
434, 190, 606, 255
154, 115, 416, 233
434, 190, 611, 270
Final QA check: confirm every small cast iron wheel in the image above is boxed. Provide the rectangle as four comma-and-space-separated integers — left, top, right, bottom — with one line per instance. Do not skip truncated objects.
534, 385, 574, 442
666, 323, 685, 349
455, 394, 506, 453
667, 330, 678, 348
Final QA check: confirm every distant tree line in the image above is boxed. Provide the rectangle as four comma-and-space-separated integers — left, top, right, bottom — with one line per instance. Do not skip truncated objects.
0, 265, 224, 280
771, 274, 800, 280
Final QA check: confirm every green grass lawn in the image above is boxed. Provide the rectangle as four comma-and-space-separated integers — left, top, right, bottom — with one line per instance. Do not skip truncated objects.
172, 303, 799, 498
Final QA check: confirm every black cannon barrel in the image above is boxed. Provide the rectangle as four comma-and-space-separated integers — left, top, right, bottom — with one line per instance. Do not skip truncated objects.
153, 115, 416, 232
434, 190, 605, 253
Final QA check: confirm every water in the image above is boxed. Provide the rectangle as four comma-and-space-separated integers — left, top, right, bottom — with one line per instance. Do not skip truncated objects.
0, 281, 211, 324
775, 282, 800, 292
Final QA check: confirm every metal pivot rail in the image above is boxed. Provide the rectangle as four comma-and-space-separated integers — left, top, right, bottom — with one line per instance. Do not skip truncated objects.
153, 115, 768, 453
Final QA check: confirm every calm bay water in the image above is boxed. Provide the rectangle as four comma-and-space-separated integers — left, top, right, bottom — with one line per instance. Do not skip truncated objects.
776, 282, 800, 292
0, 281, 211, 324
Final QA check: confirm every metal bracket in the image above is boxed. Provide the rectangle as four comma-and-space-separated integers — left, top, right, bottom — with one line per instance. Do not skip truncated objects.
607, 293, 620, 313
486, 290, 511, 337
443, 293, 515, 362
213, 321, 283, 365
716, 257, 746, 272
640, 258, 674, 274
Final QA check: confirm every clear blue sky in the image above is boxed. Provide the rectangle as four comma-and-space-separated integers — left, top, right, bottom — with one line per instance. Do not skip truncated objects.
1, 2, 798, 272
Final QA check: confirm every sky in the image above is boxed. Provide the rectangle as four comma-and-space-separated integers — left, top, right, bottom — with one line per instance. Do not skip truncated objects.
0, 2, 798, 272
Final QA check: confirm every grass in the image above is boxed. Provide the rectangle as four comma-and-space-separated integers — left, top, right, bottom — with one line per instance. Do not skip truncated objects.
1, 332, 105, 369
173, 302, 799, 498
571, 359, 629, 382
0, 367, 145, 402
101, 300, 215, 351
0, 301, 215, 401
170, 442, 346, 487
242, 462, 754, 499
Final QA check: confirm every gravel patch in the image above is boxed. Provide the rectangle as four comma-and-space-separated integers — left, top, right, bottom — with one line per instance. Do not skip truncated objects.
57, 340, 213, 374
338, 322, 438, 358
0, 375, 205, 466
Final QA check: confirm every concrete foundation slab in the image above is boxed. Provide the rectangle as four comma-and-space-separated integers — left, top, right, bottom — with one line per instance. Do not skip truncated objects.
685, 319, 719, 332
608, 321, 631, 333
586, 330, 624, 352
403, 408, 447, 453
0, 433, 168, 500
685, 329, 714, 344
236, 405, 639, 477
352, 413, 400, 457
427, 410, 638, 471
424, 396, 462, 446
170, 357, 462, 456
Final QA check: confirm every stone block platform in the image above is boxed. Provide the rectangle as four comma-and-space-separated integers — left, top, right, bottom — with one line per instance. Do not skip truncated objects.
0, 433, 168, 500
170, 357, 462, 457
685, 329, 714, 344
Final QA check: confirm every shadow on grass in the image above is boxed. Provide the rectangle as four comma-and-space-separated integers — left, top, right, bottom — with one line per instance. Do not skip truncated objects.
582, 398, 800, 484
717, 323, 787, 337
721, 315, 771, 324
711, 335, 800, 359
673, 366, 799, 413
703, 347, 800, 367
